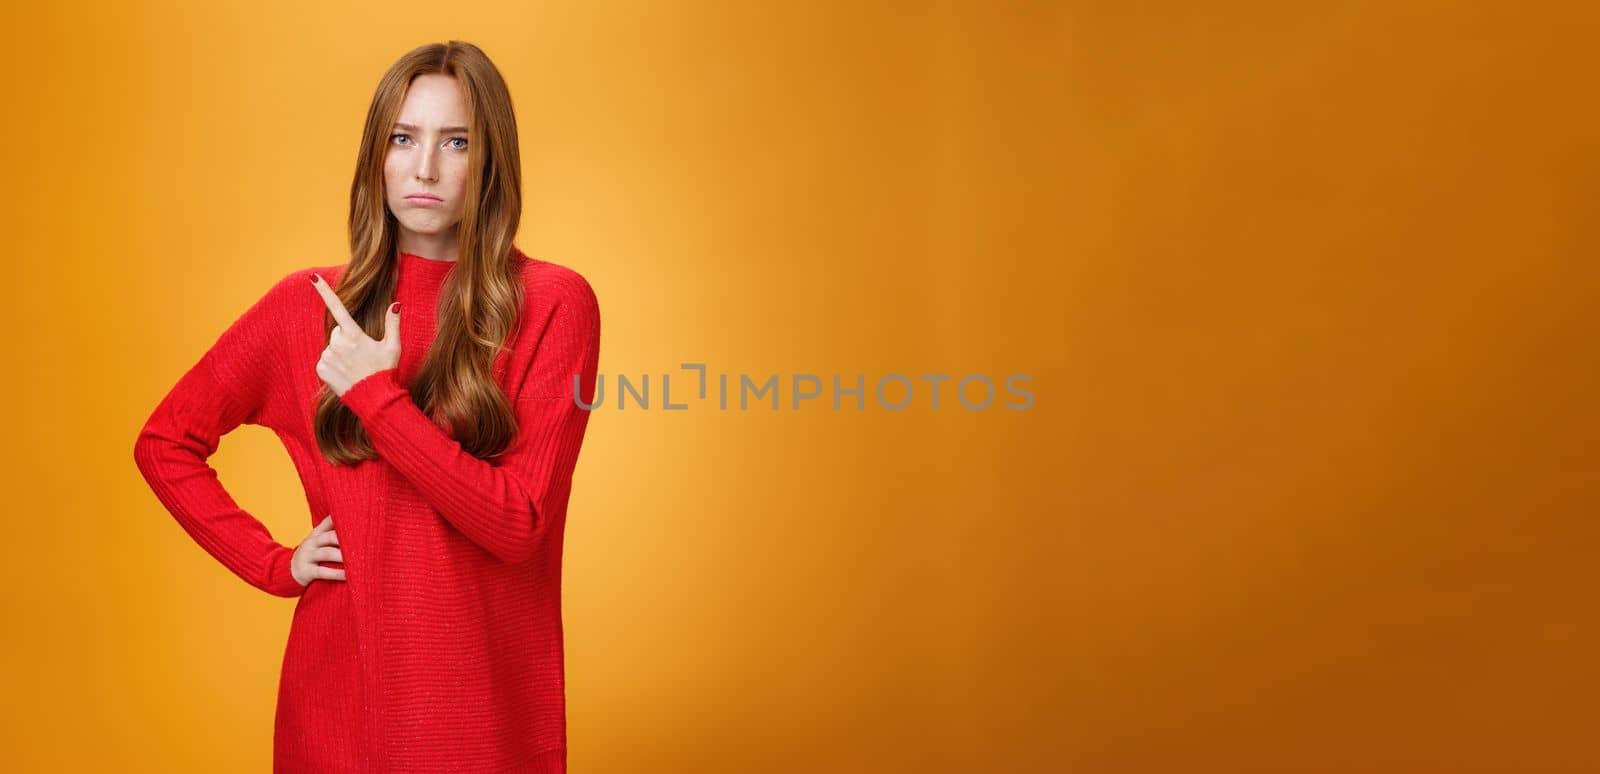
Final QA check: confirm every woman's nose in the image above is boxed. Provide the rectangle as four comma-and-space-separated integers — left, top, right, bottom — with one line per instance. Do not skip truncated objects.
415, 149, 437, 182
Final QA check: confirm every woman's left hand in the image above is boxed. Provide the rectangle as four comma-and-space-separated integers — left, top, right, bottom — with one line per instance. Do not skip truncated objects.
309, 272, 401, 397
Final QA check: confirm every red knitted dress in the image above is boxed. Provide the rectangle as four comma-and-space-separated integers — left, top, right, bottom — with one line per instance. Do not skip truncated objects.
133, 247, 600, 773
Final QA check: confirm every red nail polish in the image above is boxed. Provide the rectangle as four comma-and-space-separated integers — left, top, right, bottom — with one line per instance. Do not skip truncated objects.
390, 302, 401, 313
309, 274, 318, 284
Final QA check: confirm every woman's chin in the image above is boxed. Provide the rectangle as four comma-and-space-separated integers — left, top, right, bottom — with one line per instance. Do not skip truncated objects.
394, 217, 460, 237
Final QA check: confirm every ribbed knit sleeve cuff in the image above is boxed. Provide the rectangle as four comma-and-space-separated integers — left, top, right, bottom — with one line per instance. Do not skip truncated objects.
265, 544, 306, 597
339, 368, 409, 421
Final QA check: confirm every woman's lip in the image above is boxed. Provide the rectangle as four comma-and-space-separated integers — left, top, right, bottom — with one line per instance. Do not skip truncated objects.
406, 195, 443, 205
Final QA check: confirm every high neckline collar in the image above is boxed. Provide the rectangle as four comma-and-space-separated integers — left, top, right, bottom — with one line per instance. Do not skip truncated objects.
399, 250, 457, 276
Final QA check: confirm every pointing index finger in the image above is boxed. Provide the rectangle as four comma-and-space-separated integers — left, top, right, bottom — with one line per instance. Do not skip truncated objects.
310, 273, 360, 331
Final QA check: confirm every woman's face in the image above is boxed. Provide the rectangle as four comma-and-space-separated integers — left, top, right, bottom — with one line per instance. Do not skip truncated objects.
384, 73, 471, 247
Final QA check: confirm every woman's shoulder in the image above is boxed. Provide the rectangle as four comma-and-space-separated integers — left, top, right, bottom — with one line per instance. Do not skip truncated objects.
515, 250, 599, 318
241, 265, 340, 318
254, 251, 597, 319
254, 263, 345, 295
222, 265, 334, 324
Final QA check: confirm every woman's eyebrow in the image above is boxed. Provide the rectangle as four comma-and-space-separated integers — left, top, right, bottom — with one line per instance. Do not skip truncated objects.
393, 122, 469, 134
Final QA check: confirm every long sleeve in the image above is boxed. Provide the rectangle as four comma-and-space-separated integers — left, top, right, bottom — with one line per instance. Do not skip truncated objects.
133, 272, 305, 598
337, 271, 601, 565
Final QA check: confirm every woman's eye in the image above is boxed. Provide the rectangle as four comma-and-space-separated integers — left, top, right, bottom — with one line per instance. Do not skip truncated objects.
389, 133, 464, 149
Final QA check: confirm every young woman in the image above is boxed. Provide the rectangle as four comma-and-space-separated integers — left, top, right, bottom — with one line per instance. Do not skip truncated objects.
133, 41, 599, 773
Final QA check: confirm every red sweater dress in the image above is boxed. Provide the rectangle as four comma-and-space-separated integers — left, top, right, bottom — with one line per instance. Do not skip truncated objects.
133, 247, 600, 773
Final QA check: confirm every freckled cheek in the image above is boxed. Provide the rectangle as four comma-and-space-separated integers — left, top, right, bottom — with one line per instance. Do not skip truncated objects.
382, 162, 404, 202
446, 161, 470, 200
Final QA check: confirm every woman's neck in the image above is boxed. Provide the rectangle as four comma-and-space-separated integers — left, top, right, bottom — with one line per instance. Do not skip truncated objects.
396, 232, 459, 262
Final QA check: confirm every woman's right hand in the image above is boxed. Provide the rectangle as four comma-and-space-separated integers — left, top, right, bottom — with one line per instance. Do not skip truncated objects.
291, 515, 345, 587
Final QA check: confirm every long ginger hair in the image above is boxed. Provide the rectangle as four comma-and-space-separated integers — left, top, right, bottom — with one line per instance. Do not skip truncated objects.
314, 41, 525, 465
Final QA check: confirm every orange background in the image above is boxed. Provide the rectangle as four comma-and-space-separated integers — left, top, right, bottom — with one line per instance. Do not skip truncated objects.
3, 1, 1596, 772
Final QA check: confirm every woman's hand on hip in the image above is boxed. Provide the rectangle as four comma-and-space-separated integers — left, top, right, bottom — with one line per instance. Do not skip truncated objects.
309, 273, 400, 397
291, 515, 345, 587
